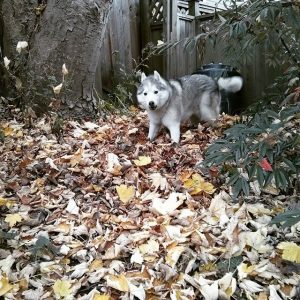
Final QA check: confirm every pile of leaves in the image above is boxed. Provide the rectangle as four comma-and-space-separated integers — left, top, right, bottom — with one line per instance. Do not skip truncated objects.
0, 108, 299, 299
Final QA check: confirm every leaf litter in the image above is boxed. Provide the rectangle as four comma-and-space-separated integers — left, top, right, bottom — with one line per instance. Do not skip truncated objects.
0, 109, 299, 299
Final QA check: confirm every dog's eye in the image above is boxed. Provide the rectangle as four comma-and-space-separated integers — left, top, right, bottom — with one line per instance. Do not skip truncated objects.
154, 91, 158, 94
144, 92, 147, 96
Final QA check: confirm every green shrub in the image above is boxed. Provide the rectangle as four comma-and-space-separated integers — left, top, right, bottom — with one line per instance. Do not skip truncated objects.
203, 103, 300, 198
270, 208, 300, 228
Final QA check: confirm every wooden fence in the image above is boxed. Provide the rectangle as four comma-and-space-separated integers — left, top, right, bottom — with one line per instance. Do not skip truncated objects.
96, 0, 140, 93
97, 0, 279, 109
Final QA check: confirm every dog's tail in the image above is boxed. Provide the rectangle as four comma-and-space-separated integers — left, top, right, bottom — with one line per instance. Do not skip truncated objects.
217, 76, 243, 93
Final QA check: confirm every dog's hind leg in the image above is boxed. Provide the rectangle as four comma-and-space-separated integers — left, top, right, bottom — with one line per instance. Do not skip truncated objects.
199, 92, 220, 124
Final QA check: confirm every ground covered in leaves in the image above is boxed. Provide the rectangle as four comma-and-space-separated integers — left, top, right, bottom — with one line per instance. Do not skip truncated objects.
0, 108, 299, 300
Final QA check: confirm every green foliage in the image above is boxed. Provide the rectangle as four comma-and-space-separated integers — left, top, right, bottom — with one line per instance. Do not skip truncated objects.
29, 235, 59, 258
199, 0, 300, 69
204, 103, 300, 198
217, 255, 243, 274
197, 1, 300, 200
270, 209, 300, 228
105, 66, 141, 113
0, 230, 18, 249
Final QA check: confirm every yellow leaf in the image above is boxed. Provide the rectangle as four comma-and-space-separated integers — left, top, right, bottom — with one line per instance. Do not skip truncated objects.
199, 181, 216, 195
89, 259, 103, 272
165, 246, 185, 268
53, 279, 72, 298
116, 185, 135, 204
92, 185, 102, 192
56, 222, 71, 234
93, 294, 110, 300
4, 213, 23, 227
199, 262, 217, 272
178, 170, 193, 182
240, 263, 255, 274
277, 242, 300, 263
0, 277, 13, 296
183, 173, 216, 195
0, 197, 15, 209
134, 156, 151, 166
70, 147, 84, 167
3, 126, 14, 136
106, 274, 129, 292
15, 130, 23, 137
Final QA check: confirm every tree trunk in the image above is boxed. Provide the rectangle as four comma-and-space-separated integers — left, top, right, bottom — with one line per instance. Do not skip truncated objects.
0, 0, 112, 118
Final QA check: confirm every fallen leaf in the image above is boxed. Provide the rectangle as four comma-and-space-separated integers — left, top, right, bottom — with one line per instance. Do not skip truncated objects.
106, 153, 122, 175
45, 157, 60, 171
128, 128, 138, 135
239, 279, 264, 293
134, 156, 151, 166
0, 197, 15, 208
70, 147, 84, 167
166, 245, 185, 268
269, 285, 283, 300
196, 276, 219, 300
3, 125, 14, 136
239, 230, 273, 254
66, 199, 79, 215
4, 213, 23, 227
139, 239, 159, 255
116, 184, 135, 204
53, 279, 72, 299
0, 255, 15, 275
149, 173, 169, 191
130, 249, 144, 264
151, 192, 185, 215
129, 283, 146, 300
277, 242, 300, 263
93, 295, 110, 300
106, 274, 129, 292
218, 272, 237, 298
183, 173, 216, 195
0, 276, 13, 296
260, 158, 273, 172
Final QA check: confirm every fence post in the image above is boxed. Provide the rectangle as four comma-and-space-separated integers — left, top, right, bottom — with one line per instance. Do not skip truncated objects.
187, 0, 200, 17
163, 0, 178, 77
140, 0, 151, 50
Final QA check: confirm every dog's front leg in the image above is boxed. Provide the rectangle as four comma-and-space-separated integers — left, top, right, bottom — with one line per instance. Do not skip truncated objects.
168, 123, 180, 144
148, 122, 160, 141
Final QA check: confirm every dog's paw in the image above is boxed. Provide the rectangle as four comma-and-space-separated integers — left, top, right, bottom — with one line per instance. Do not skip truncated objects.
171, 141, 180, 147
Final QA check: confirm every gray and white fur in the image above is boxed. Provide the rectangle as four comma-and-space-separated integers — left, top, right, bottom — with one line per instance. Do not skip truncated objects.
137, 70, 243, 143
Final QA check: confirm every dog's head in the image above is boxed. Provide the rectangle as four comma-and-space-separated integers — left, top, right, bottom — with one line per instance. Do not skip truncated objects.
137, 71, 170, 111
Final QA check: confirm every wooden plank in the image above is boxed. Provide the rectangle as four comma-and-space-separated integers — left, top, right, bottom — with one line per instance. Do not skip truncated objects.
129, 0, 141, 63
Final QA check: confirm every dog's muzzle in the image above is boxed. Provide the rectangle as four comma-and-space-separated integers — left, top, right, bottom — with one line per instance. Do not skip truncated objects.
149, 101, 157, 110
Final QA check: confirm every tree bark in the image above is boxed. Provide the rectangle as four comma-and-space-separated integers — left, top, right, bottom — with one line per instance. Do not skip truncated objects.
0, 0, 112, 117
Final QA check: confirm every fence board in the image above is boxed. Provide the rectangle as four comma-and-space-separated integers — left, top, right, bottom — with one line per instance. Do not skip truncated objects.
97, 0, 140, 93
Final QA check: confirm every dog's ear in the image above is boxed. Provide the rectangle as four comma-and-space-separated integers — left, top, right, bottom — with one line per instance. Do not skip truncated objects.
140, 72, 147, 82
153, 70, 161, 81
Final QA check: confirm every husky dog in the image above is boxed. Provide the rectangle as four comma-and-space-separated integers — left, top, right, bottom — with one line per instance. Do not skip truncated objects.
137, 71, 243, 143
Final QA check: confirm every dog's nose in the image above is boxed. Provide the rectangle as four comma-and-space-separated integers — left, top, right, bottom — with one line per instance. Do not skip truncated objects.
149, 101, 155, 107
